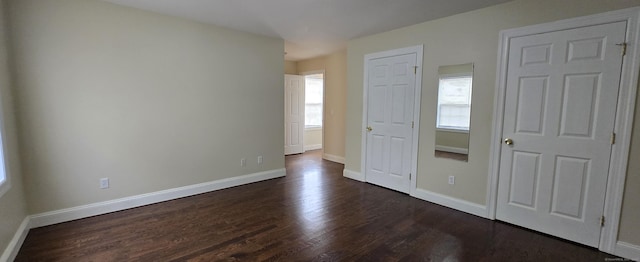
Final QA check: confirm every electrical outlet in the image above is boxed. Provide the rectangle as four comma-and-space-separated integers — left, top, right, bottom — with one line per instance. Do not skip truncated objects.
448, 176, 455, 185
257, 156, 263, 165
240, 158, 246, 167
100, 178, 109, 189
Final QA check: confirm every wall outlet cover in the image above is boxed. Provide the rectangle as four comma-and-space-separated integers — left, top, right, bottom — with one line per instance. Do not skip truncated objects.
100, 178, 109, 189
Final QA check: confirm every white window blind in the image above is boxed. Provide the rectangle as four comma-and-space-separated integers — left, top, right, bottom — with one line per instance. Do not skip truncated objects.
305, 75, 323, 128
437, 75, 472, 131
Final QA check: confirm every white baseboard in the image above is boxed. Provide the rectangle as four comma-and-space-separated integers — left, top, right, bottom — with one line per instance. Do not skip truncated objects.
343, 169, 364, 182
435, 145, 469, 154
323, 153, 345, 164
304, 144, 322, 151
412, 188, 488, 218
615, 241, 640, 261
0, 217, 31, 262
29, 168, 286, 228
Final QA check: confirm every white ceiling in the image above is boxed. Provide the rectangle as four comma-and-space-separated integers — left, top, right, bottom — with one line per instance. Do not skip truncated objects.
102, 0, 512, 61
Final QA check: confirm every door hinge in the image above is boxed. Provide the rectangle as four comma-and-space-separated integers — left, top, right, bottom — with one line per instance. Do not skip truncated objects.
611, 132, 616, 145
616, 42, 627, 56
413, 66, 418, 75
412, 121, 414, 128
409, 173, 412, 180
600, 216, 605, 227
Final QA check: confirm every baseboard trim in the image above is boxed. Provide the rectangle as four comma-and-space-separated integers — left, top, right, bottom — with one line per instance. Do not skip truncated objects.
304, 144, 322, 151
29, 168, 286, 228
0, 217, 31, 262
343, 169, 364, 182
615, 241, 640, 261
435, 145, 469, 154
412, 188, 488, 218
323, 153, 345, 164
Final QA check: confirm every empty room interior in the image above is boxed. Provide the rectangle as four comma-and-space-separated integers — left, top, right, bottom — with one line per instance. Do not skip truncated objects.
1, 0, 640, 260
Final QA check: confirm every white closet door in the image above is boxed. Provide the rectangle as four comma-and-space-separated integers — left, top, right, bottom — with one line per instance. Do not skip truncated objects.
496, 21, 626, 247
284, 74, 304, 155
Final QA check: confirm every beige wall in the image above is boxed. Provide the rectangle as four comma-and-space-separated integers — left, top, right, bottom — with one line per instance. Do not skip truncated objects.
619, 94, 640, 244
304, 128, 322, 149
438, 63, 473, 76
297, 50, 347, 160
297, 58, 324, 74
284, 61, 298, 75
8, 0, 285, 214
0, 0, 28, 256
435, 130, 469, 150
345, 0, 640, 245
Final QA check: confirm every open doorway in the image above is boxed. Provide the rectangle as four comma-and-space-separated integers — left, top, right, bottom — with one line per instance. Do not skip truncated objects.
303, 72, 324, 152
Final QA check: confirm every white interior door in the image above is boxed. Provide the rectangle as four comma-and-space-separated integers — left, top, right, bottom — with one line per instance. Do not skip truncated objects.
284, 74, 304, 155
496, 21, 626, 247
364, 53, 417, 194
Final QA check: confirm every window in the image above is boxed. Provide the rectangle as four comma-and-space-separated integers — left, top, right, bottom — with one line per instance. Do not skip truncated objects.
304, 74, 323, 128
436, 74, 472, 131
0, 128, 8, 197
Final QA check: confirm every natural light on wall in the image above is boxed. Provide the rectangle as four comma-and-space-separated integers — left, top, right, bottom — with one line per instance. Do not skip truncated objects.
305, 74, 323, 128
436, 74, 472, 131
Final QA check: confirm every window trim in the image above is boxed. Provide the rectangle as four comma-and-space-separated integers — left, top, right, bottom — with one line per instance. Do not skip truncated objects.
436, 127, 469, 134
301, 70, 325, 131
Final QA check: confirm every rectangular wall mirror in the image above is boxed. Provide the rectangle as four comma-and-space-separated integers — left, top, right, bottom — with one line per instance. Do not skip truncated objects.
434, 63, 473, 162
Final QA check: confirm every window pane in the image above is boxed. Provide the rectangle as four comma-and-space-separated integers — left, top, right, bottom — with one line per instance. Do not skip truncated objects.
305, 75, 323, 127
306, 104, 322, 126
437, 76, 472, 130
438, 104, 470, 129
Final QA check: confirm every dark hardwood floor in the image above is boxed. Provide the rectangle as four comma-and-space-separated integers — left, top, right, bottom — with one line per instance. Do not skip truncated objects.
16, 150, 617, 261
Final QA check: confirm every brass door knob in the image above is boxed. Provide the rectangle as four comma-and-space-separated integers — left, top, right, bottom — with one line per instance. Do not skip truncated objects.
366, 126, 373, 132
504, 138, 514, 145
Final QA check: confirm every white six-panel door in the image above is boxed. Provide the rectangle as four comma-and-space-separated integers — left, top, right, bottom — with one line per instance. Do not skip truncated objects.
365, 53, 417, 194
284, 74, 305, 155
496, 21, 626, 247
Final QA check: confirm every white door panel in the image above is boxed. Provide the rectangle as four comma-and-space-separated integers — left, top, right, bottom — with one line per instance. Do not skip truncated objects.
284, 75, 304, 155
497, 21, 626, 247
365, 53, 416, 194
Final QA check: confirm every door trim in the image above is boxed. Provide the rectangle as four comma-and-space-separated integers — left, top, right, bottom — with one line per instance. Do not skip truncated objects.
361, 45, 423, 195
487, 7, 640, 254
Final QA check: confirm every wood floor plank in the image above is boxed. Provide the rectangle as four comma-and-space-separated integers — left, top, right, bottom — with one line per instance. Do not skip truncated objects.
15, 150, 619, 261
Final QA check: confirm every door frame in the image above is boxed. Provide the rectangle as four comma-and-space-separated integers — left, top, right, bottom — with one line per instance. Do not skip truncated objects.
486, 7, 640, 253
361, 45, 424, 195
